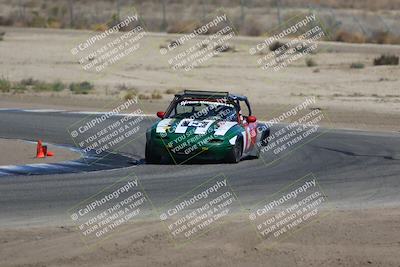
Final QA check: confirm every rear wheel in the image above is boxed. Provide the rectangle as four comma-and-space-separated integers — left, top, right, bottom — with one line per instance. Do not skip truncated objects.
226, 138, 242, 163
145, 143, 161, 164
261, 127, 270, 146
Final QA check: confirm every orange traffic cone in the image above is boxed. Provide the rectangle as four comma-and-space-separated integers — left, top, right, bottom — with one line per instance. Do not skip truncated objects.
47, 151, 54, 157
36, 140, 45, 158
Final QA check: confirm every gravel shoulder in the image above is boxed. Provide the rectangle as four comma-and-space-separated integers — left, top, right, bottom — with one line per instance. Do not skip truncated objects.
0, 138, 81, 166
0, 208, 399, 267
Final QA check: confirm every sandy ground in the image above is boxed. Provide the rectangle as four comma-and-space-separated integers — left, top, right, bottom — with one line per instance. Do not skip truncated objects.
0, 208, 399, 267
0, 27, 399, 115
0, 138, 81, 165
0, 27, 399, 133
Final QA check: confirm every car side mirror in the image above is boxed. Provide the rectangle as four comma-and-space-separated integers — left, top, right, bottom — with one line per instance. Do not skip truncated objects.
156, 111, 165, 119
247, 116, 257, 123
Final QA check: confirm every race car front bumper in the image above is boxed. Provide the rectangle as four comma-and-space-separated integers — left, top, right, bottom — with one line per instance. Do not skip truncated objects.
147, 137, 233, 162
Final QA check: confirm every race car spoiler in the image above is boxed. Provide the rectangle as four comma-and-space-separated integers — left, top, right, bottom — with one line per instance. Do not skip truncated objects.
174, 90, 252, 115
178, 90, 248, 101
180, 90, 229, 98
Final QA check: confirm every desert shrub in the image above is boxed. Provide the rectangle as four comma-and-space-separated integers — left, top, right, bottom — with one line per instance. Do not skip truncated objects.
350, 62, 365, 69
138, 94, 150, 100
367, 31, 400, 45
12, 83, 28, 93
118, 84, 137, 97
124, 90, 137, 101
0, 78, 11, 92
107, 14, 120, 28
20, 78, 39, 86
164, 88, 179, 94
294, 42, 313, 54
151, 90, 162, 99
160, 39, 181, 50
69, 81, 94, 94
28, 14, 48, 28
373, 54, 399, 66
305, 58, 317, 67
214, 44, 235, 53
51, 81, 65, 91
334, 30, 366, 43
33, 82, 52, 92
0, 79, 28, 93
33, 81, 65, 92
169, 39, 180, 47
47, 18, 61, 28
269, 41, 286, 52
92, 23, 108, 32
199, 43, 208, 50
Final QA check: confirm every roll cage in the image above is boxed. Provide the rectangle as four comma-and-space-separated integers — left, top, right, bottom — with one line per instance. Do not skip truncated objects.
164, 90, 252, 120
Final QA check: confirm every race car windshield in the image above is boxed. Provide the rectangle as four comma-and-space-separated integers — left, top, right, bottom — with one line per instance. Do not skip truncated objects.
167, 100, 238, 121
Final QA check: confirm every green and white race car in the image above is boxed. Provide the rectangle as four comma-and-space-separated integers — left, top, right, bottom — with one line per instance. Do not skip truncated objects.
145, 90, 270, 164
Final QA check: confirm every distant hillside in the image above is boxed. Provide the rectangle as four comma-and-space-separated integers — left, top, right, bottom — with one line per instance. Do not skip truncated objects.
0, 0, 399, 44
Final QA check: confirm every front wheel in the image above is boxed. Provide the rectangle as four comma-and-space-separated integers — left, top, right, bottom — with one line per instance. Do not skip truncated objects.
226, 138, 242, 163
145, 143, 161, 164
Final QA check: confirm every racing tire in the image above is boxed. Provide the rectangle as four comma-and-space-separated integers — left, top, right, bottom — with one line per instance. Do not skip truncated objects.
145, 143, 161, 164
248, 143, 260, 159
259, 125, 270, 146
248, 126, 270, 159
226, 138, 243, 163
262, 128, 270, 146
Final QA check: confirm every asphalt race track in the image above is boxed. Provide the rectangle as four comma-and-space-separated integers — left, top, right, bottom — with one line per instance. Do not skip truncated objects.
0, 109, 399, 227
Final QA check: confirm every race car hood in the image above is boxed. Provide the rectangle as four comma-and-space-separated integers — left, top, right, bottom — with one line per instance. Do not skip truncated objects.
154, 118, 239, 137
